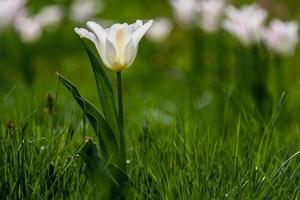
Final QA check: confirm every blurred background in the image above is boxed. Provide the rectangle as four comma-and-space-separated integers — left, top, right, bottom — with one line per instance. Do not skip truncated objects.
1, 0, 300, 199
0, 0, 300, 136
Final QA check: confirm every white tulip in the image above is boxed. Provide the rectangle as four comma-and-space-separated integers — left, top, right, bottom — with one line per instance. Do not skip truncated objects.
70, 0, 103, 23
146, 18, 173, 42
36, 5, 64, 28
197, 0, 225, 33
169, 0, 198, 28
75, 20, 153, 72
0, 0, 25, 30
261, 19, 299, 56
223, 3, 267, 46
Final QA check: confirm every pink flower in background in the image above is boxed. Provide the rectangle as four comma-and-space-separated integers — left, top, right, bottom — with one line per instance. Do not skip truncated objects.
262, 19, 299, 56
146, 18, 173, 42
0, 0, 25, 30
223, 3, 267, 46
70, 0, 104, 23
14, 12, 42, 43
36, 5, 64, 29
169, 0, 198, 28
197, 0, 225, 33
14, 4, 64, 43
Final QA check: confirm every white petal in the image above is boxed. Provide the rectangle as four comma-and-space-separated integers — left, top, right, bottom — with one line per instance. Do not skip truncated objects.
115, 25, 131, 56
106, 24, 130, 46
86, 21, 106, 48
132, 20, 153, 46
86, 21, 111, 66
104, 38, 117, 69
74, 27, 110, 67
74, 27, 97, 42
105, 24, 133, 66
129, 20, 143, 33
122, 38, 137, 67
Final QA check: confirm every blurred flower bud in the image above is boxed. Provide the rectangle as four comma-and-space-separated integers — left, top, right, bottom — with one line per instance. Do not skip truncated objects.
36, 5, 64, 29
169, 0, 198, 28
70, 0, 104, 23
146, 18, 173, 42
0, 0, 25, 30
197, 0, 225, 33
223, 3, 267, 46
262, 19, 299, 56
15, 13, 42, 43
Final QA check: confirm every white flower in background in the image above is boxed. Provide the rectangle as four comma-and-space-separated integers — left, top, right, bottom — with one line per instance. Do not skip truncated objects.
223, 3, 267, 46
70, 0, 104, 23
75, 20, 153, 71
15, 13, 42, 43
169, 0, 198, 27
0, 0, 25, 30
146, 18, 173, 42
36, 5, 64, 29
262, 19, 299, 56
197, 0, 225, 33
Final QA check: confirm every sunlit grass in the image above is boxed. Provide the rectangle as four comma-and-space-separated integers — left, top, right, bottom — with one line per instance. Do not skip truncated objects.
1, 0, 300, 199
1, 70, 299, 199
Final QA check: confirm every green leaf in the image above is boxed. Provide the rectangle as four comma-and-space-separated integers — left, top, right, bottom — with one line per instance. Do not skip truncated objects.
82, 39, 120, 147
57, 73, 120, 164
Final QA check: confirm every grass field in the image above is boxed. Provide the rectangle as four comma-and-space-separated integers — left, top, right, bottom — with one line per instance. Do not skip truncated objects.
0, 0, 300, 199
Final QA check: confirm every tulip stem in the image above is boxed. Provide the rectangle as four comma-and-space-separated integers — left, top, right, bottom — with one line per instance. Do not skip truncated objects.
116, 72, 126, 170
117, 72, 123, 128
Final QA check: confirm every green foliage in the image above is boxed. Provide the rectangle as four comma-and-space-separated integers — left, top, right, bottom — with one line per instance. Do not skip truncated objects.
58, 73, 119, 161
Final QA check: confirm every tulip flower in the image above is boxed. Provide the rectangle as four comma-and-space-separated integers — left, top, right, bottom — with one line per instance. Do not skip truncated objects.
197, 0, 225, 33
14, 4, 64, 43
75, 21, 153, 164
75, 20, 153, 72
223, 3, 267, 46
14, 14, 42, 43
146, 18, 173, 42
70, 0, 104, 23
0, 0, 25, 30
36, 5, 64, 29
169, 0, 198, 28
261, 19, 299, 56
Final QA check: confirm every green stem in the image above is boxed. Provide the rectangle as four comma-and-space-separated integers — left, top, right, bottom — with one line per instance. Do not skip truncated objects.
275, 55, 284, 95
116, 72, 126, 171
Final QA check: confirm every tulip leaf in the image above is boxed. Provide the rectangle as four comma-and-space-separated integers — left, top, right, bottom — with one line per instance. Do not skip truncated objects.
57, 73, 120, 164
82, 39, 121, 148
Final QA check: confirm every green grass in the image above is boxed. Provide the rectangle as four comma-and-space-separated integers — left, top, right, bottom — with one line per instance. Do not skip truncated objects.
1, 0, 300, 199
1, 59, 300, 199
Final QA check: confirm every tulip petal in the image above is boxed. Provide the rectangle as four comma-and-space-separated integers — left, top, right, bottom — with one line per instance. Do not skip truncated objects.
106, 24, 131, 50
105, 38, 117, 69
87, 21, 106, 49
106, 24, 133, 68
76, 25, 111, 67
132, 20, 153, 46
129, 20, 142, 33
123, 39, 137, 67
74, 27, 97, 43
